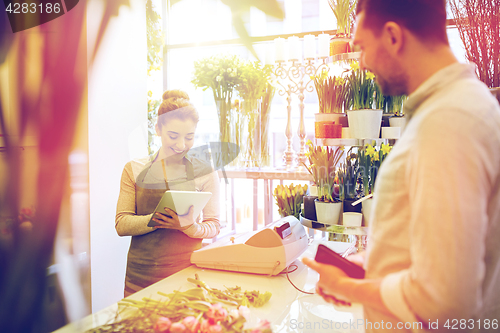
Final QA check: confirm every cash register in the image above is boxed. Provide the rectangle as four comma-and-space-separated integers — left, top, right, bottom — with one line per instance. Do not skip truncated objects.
190, 216, 308, 276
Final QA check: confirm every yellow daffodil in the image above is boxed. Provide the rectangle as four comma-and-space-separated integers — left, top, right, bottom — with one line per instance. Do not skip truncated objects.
306, 139, 313, 147
366, 71, 376, 80
281, 191, 287, 200
365, 144, 376, 157
381, 143, 392, 155
373, 153, 380, 162
335, 77, 345, 86
350, 61, 360, 71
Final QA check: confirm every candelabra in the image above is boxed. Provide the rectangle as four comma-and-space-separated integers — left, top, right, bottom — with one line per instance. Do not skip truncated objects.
272, 57, 330, 170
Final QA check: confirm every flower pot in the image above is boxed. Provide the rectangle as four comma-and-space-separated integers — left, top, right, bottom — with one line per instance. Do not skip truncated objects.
381, 114, 393, 127
309, 185, 318, 197
389, 116, 407, 133
362, 197, 373, 226
315, 122, 327, 138
341, 127, 351, 138
315, 113, 344, 138
343, 212, 362, 227
315, 112, 343, 123
330, 37, 351, 56
324, 123, 342, 138
343, 198, 362, 213
315, 199, 342, 225
347, 109, 383, 139
381, 127, 400, 139
303, 195, 318, 221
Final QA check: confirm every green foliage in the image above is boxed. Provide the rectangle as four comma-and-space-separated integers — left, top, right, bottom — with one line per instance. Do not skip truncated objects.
314, 75, 349, 113
328, 0, 356, 36
260, 83, 276, 166
338, 149, 359, 200
358, 144, 392, 196
345, 62, 377, 110
147, 91, 161, 156
146, 0, 164, 75
303, 141, 344, 203
273, 183, 308, 219
236, 61, 272, 101
192, 54, 244, 100
384, 95, 407, 116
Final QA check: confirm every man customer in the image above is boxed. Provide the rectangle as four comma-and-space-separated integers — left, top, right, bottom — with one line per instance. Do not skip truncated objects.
304, 0, 500, 331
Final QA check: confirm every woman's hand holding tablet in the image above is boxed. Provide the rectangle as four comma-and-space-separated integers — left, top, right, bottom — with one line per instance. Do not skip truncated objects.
147, 190, 212, 229
151, 206, 194, 230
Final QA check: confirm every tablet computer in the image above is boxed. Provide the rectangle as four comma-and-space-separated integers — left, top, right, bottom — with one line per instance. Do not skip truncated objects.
147, 190, 212, 227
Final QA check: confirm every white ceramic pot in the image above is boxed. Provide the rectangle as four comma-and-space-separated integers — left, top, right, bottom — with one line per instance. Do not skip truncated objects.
347, 109, 383, 139
362, 198, 373, 226
389, 116, 406, 133
381, 127, 401, 139
309, 185, 318, 197
343, 212, 363, 227
341, 127, 351, 138
314, 113, 342, 124
314, 199, 342, 225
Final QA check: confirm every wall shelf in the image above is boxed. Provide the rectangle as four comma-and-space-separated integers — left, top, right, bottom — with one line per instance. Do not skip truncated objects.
315, 138, 388, 147
300, 214, 368, 236
327, 51, 361, 63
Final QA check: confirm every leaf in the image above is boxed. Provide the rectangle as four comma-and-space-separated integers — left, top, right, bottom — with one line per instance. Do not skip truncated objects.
220, 0, 284, 19
184, 300, 212, 311
231, 15, 259, 60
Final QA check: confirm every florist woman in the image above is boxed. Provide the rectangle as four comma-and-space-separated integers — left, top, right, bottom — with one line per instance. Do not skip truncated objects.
115, 90, 220, 296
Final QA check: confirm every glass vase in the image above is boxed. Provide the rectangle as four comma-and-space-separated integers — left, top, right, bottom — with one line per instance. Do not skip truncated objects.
242, 99, 261, 168
260, 106, 272, 167
214, 97, 236, 167
215, 97, 232, 144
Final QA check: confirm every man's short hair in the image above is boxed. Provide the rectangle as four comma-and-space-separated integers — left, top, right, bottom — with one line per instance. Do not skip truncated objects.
356, 0, 448, 44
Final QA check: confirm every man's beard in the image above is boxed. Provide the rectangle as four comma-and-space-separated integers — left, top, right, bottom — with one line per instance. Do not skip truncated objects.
376, 75, 408, 96
374, 48, 409, 96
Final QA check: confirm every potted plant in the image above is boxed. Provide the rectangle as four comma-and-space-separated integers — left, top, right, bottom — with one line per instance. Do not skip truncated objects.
357, 143, 392, 225
328, 0, 356, 55
235, 60, 272, 167
345, 61, 383, 138
313, 74, 349, 138
387, 95, 407, 133
273, 183, 308, 220
338, 149, 361, 214
303, 141, 344, 225
449, 0, 500, 103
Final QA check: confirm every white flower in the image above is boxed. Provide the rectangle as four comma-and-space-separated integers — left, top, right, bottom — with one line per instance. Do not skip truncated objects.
216, 76, 222, 82
238, 306, 250, 319
229, 309, 239, 318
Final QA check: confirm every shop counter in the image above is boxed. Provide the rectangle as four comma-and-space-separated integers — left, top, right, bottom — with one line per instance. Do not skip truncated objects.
54, 240, 364, 333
